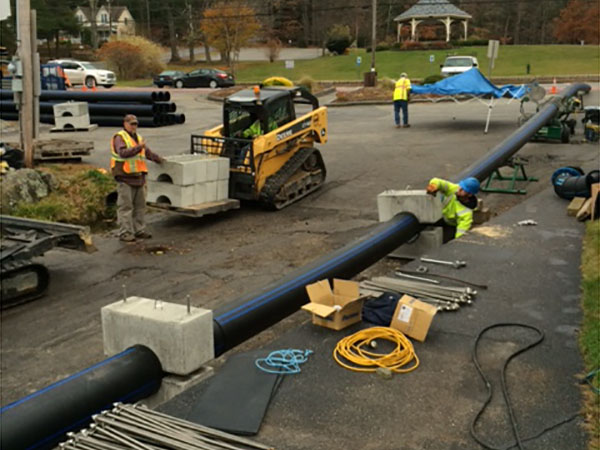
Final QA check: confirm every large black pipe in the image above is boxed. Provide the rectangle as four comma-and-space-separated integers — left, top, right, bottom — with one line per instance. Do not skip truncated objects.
0, 89, 170, 103
456, 83, 591, 182
2, 101, 167, 116
0, 345, 162, 450
1, 112, 164, 127
213, 213, 422, 354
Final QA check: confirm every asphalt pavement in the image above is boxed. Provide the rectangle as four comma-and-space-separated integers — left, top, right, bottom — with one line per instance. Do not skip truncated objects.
161, 185, 591, 450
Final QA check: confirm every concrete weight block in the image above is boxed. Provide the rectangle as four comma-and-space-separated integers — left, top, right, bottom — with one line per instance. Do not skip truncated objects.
102, 296, 214, 376
217, 180, 229, 200
147, 154, 208, 186
147, 180, 195, 207
378, 190, 442, 223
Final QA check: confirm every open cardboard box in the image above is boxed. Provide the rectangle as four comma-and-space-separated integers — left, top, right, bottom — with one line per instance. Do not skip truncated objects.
302, 279, 366, 330
390, 295, 437, 342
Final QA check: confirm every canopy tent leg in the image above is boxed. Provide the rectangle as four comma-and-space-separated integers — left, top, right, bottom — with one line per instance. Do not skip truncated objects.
484, 98, 494, 134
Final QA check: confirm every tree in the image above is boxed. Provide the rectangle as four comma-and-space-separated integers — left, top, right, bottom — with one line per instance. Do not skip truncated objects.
33, 0, 81, 58
553, 0, 600, 44
201, 1, 260, 70
326, 24, 351, 55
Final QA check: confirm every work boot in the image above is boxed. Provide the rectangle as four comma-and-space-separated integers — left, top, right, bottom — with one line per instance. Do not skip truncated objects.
403, 124, 411, 128
119, 232, 136, 242
395, 124, 401, 128
135, 230, 153, 239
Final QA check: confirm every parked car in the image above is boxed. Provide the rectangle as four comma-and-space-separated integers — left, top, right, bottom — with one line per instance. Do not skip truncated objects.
440, 56, 479, 77
153, 70, 186, 88
173, 68, 235, 89
48, 59, 116, 88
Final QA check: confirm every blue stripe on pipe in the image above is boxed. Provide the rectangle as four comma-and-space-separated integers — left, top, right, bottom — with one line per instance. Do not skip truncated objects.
217, 214, 416, 325
26, 379, 161, 450
0, 347, 136, 413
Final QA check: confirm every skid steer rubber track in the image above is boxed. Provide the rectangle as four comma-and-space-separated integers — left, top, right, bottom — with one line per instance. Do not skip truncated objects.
1, 259, 50, 309
259, 147, 326, 210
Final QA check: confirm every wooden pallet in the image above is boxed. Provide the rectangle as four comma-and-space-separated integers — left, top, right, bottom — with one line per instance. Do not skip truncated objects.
6, 139, 95, 162
147, 198, 240, 218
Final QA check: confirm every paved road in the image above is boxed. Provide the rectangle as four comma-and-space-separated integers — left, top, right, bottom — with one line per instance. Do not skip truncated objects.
1, 84, 598, 413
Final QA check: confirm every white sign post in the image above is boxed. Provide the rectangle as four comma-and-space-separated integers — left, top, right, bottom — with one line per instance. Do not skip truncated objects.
487, 40, 500, 78
285, 60, 295, 69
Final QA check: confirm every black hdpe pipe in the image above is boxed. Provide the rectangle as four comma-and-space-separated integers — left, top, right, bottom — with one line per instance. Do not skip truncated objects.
0, 89, 170, 103
0, 345, 162, 450
213, 212, 422, 354
3, 83, 591, 447
455, 83, 591, 182
211, 82, 592, 356
89, 115, 162, 127
2, 101, 165, 116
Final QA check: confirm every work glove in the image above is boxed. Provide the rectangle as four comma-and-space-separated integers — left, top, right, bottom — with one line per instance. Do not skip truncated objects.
426, 184, 438, 195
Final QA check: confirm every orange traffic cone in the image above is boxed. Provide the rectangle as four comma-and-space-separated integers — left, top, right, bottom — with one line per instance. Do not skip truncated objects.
91, 85, 97, 92
81, 85, 88, 92
549, 78, 557, 94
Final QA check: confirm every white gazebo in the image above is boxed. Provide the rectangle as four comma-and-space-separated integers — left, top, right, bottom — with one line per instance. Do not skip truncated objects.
394, 0, 472, 42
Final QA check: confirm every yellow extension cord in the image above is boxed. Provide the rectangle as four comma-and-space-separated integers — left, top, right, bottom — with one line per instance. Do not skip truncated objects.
333, 326, 419, 373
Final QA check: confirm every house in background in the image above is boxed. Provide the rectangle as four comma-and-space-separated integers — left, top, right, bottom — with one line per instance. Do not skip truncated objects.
74, 4, 135, 43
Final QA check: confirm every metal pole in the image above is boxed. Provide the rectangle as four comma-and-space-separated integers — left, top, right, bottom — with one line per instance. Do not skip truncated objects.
31, 8, 40, 139
18, 0, 34, 168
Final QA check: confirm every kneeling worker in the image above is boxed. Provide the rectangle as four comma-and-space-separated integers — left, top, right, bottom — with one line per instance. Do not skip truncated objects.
426, 177, 480, 240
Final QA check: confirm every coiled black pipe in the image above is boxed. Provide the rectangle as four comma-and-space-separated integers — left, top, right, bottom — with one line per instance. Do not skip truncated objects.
214, 213, 422, 354
0, 345, 163, 450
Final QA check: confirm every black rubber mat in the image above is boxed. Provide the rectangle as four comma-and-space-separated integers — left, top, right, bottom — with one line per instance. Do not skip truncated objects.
187, 350, 282, 435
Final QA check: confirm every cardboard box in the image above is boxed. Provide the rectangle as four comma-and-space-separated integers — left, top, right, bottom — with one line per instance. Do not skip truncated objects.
389, 295, 437, 342
302, 279, 366, 330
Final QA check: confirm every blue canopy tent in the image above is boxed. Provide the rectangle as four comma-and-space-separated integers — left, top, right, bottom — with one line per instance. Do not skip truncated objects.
411, 68, 528, 133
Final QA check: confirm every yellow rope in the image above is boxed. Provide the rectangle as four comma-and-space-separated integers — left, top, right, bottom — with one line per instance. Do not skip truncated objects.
333, 327, 419, 373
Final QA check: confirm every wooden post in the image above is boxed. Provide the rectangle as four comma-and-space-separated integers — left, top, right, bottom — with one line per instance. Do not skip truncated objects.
31, 8, 40, 139
18, 0, 34, 168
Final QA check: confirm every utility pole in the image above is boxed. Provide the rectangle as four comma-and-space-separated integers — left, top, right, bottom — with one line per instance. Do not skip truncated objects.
17, 0, 34, 168
108, 0, 112, 39
31, 8, 40, 139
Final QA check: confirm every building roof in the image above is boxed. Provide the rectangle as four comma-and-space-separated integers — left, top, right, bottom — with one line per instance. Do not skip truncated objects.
394, 0, 471, 21
76, 5, 132, 22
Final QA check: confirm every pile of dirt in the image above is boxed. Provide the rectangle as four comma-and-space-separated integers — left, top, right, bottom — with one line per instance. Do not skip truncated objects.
335, 87, 391, 103
0, 164, 117, 227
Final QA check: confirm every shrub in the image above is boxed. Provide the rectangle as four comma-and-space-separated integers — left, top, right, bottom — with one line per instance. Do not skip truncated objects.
375, 42, 390, 51
326, 24, 352, 55
296, 75, 319, 93
401, 41, 424, 51
265, 37, 282, 63
378, 77, 396, 90
97, 36, 165, 80
451, 38, 488, 47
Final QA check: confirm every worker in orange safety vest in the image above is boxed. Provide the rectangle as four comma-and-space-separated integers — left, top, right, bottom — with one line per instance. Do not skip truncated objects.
110, 114, 164, 242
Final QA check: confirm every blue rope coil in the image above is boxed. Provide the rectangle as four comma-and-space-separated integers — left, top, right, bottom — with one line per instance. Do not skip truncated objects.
255, 349, 313, 375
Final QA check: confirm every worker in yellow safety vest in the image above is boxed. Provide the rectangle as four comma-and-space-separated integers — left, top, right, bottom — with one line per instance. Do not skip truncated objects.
426, 177, 480, 240
111, 114, 164, 242
393, 72, 411, 128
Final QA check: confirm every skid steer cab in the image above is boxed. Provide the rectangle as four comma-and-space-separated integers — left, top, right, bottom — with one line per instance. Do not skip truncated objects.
192, 86, 328, 210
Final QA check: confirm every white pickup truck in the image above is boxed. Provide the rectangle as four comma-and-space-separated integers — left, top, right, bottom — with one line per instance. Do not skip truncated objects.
49, 59, 116, 88
440, 56, 479, 77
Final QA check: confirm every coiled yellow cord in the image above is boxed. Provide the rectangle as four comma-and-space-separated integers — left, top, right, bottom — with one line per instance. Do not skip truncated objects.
333, 327, 419, 373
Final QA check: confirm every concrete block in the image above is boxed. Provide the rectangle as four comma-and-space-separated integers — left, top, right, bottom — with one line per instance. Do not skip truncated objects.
194, 183, 207, 204
53, 102, 89, 117
377, 190, 442, 223
147, 154, 230, 186
143, 366, 214, 409
101, 296, 214, 376
206, 158, 219, 182
389, 226, 443, 259
205, 181, 218, 202
218, 159, 230, 180
217, 180, 229, 201
147, 180, 195, 207
54, 114, 91, 129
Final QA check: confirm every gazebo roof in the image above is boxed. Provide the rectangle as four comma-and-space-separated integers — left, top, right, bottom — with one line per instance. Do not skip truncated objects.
394, 0, 472, 21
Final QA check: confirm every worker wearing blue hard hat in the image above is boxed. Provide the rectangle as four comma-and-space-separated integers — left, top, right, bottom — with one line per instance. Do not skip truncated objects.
426, 177, 480, 239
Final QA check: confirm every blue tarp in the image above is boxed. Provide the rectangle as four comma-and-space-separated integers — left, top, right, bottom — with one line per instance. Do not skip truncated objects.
412, 68, 527, 98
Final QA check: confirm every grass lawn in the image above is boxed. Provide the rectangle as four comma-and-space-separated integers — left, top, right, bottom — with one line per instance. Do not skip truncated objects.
117, 45, 599, 87
580, 221, 599, 449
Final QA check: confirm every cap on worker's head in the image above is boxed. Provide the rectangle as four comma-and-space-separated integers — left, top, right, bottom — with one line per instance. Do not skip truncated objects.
400, 72, 407, 78
459, 177, 480, 195
124, 114, 138, 125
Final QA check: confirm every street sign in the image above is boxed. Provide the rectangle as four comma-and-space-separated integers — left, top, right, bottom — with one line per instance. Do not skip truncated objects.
487, 40, 499, 59
356, 56, 362, 66
429, 54, 435, 63
285, 60, 294, 69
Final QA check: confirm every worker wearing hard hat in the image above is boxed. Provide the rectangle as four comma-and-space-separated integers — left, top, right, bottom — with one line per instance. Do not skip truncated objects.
393, 72, 411, 128
426, 177, 480, 239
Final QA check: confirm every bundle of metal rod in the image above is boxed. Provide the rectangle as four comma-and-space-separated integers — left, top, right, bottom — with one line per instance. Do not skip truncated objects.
361, 275, 478, 312
58, 403, 273, 450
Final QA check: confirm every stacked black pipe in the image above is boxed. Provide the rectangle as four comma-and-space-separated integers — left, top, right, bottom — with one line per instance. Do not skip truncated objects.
0, 89, 185, 127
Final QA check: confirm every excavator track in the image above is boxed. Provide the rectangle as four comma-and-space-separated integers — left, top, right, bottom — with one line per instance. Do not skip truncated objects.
259, 147, 326, 210
1, 259, 50, 310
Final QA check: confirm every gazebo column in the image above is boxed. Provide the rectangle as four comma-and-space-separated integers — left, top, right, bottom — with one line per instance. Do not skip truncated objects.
440, 17, 453, 42
411, 18, 422, 41
463, 20, 468, 40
